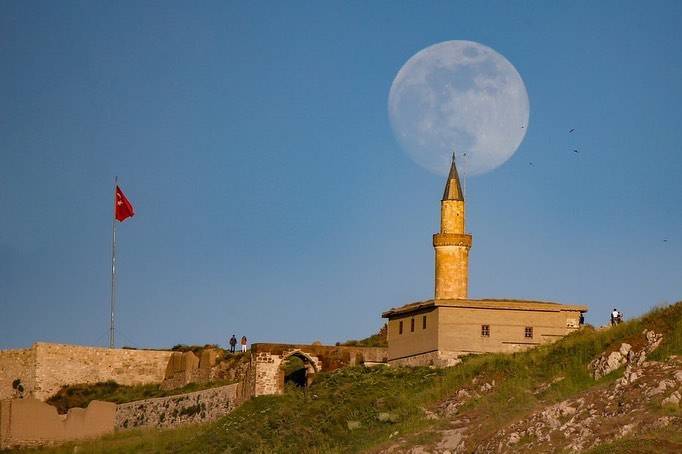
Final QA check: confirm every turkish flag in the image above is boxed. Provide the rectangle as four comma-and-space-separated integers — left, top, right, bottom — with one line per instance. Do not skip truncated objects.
115, 186, 135, 222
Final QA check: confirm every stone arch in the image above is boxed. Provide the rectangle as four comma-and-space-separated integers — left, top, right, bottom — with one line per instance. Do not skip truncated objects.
277, 350, 319, 392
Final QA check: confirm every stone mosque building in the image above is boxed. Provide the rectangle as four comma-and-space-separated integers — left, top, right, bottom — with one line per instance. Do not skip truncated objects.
382, 156, 588, 366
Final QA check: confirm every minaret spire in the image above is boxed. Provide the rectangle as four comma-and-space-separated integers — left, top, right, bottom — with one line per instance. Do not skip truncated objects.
442, 152, 464, 201
433, 151, 472, 300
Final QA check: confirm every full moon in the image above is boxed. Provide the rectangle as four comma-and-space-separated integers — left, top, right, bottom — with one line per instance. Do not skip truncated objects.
388, 40, 529, 176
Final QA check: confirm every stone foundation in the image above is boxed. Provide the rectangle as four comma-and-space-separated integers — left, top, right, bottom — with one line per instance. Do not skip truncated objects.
388, 350, 463, 367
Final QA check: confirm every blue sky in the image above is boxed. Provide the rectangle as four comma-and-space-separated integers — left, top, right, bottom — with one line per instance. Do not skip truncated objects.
1, 1, 680, 349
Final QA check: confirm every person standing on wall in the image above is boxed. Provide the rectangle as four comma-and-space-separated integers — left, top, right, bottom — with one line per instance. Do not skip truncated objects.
240, 335, 248, 352
229, 334, 237, 353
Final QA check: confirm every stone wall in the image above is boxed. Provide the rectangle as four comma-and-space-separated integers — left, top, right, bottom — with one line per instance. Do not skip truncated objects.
0, 343, 175, 401
32, 343, 174, 400
388, 350, 462, 367
250, 349, 322, 397
384, 299, 587, 363
161, 350, 251, 391
437, 304, 584, 355
0, 383, 240, 448
0, 348, 36, 400
115, 383, 239, 430
0, 398, 116, 450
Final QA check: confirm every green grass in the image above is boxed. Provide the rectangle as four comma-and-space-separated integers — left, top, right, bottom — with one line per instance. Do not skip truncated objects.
46, 379, 236, 414
28, 301, 682, 454
341, 324, 387, 348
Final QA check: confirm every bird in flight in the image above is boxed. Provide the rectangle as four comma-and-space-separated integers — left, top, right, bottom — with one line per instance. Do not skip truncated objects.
569, 128, 575, 133
663, 239, 668, 242
573, 149, 579, 153
529, 162, 534, 166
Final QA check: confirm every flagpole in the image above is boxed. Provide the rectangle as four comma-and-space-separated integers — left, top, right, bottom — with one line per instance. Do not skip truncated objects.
109, 176, 118, 348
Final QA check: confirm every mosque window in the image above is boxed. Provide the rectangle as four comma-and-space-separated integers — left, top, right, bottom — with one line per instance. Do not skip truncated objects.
422, 315, 427, 329
481, 325, 490, 337
525, 327, 533, 338
399, 321, 403, 335
411, 318, 415, 332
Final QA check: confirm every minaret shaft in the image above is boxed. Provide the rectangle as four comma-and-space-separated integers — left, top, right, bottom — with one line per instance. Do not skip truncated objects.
433, 156, 472, 300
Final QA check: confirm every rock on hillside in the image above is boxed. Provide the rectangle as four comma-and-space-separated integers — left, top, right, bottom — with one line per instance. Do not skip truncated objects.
385, 328, 682, 453
484, 355, 681, 453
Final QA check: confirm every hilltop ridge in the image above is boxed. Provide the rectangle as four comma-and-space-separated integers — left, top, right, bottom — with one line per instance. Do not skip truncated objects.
28, 301, 682, 453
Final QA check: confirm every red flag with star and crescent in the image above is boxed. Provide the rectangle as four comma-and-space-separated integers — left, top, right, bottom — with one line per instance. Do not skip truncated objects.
115, 186, 135, 222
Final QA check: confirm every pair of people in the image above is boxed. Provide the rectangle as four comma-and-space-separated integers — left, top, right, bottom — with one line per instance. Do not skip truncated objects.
610, 308, 623, 326
228, 334, 248, 353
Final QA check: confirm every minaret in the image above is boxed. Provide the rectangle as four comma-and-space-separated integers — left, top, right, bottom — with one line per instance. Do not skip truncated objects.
433, 154, 472, 300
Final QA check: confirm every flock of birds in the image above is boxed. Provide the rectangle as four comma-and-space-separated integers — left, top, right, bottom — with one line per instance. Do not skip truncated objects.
520, 126, 670, 244
526, 126, 579, 168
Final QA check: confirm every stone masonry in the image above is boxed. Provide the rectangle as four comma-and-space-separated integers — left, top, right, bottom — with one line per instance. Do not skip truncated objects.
0, 343, 173, 401
0, 348, 35, 400
1, 383, 240, 448
115, 383, 239, 430
434, 156, 471, 300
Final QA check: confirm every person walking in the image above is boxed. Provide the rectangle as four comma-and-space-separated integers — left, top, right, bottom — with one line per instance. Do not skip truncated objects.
229, 334, 237, 353
240, 335, 248, 353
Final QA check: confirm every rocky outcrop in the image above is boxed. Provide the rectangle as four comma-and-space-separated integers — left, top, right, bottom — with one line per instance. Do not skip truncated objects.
588, 329, 663, 379
482, 355, 682, 453
439, 379, 496, 416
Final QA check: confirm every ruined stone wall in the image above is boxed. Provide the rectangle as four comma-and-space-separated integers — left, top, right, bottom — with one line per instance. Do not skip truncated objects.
0, 347, 36, 400
237, 355, 257, 403
115, 383, 239, 430
243, 344, 388, 398
32, 343, 173, 400
161, 350, 251, 391
0, 398, 115, 450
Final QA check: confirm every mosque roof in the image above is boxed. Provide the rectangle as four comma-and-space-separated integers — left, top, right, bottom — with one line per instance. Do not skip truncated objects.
382, 298, 588, 318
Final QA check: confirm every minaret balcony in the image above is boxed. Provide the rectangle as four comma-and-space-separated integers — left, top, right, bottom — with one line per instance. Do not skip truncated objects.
433, 233, 472, 248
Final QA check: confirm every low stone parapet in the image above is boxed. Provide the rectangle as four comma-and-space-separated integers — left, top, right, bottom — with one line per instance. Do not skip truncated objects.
115, 382, 240, 430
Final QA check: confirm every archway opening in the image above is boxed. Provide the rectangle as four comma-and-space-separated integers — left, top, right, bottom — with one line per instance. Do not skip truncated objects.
279, 352, 317, 391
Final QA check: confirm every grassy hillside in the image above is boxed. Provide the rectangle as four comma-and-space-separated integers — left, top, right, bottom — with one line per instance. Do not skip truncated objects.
27, 301, 682, 454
